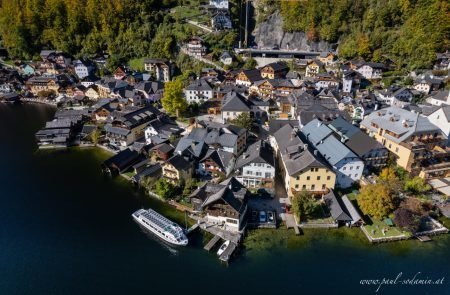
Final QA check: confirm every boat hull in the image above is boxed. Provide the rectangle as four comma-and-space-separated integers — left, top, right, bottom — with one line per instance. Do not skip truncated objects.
132, 212, 188, 247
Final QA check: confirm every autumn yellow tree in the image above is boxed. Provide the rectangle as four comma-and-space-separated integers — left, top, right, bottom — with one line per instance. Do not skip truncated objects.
161, 79, 187, 117
358, 183, 397, 220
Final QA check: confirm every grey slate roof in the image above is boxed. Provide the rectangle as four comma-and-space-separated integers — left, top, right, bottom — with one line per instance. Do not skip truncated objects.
342, 195, 364, 225
221, 91, 251, 112
298, 104, 350, 126
104, 124, 131, 136
274, 124, 328, 176
166, 154, 191, 171
269, 120, 299, 135
360, 106, 443, 144
235, 140, 274, 169
302, 119, 358, 166
323, 191, 352, 222
200, 149, 234, 171
186, 79, 213, 91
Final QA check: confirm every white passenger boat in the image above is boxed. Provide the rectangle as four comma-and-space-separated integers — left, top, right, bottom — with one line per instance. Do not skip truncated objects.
132, 208, 188, 246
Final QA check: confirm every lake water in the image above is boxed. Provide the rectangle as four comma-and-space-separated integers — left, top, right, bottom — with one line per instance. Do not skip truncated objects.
0, 103, 448, 295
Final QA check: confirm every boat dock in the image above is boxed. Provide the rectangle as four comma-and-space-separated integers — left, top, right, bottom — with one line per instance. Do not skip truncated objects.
284, 213, 301, 235
204, 235, 221, 251
186, 223, 200, 235
416, 235, 432, 242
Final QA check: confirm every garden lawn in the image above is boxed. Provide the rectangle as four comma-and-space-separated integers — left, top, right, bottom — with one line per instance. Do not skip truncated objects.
363, 218, 409, 239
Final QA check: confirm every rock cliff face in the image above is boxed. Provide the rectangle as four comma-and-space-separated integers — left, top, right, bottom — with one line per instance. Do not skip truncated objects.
251, 12, 333, 52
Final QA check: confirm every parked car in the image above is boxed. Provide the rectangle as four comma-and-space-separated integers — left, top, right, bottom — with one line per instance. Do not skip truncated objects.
259, 211, 266, 223
268, 211, 274, 222
217, 240, 230, 256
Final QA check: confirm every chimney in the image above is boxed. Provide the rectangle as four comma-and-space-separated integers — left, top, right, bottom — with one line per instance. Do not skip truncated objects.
314, 150, 318, 156
303, 144, 308, 150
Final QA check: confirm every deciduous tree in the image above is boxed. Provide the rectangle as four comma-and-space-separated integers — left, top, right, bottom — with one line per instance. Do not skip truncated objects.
161, 79, 187, 117
358, 183, 396, 220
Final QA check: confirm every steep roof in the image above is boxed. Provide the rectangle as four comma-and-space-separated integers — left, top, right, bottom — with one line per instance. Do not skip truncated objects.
341, 195, 363, 225
274, 123, 329, 176
185, 78, 213, 91
235, 140, 274, 169
302, 119, 358, 166
221, 91, 251, 112
323, 191, 352, 222
165, 154, 191, 171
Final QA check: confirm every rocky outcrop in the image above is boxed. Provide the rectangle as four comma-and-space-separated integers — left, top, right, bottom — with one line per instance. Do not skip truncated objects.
251, 12, 333, 52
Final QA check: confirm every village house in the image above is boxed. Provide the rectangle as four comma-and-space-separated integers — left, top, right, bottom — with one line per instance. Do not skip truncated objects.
315, 73, 340, 90
81, 76, 98, 88
413, 75, 443, 94
221, 91, 269, 123
162, 154, 193, 184
220, 51, 233, 65
135, 81, 164, 102
143, 58, 173, 82
150, 143, 174, 162
377, 86, 414, 105
323, 190, 352, 226
318, 52, 336, 65
188, 177, 248, 232
74, 59, 95, 79
26, 76, 62, 95
186, 36, 207, 57
305, 59, 324, 77
178, 121, 247, 156
97, 78, 129, 98
355, 62, 384, 80
301, 119, 365, 188
234, 140, 275, 189
144, 116, 183, 145
235, 69, 263, 87
342, 70, 362, 94
21, 64, 36, 76
251, 79, 297, 99
328, 117, 389, 171
260, 62, 289, 79
198, 149, 235, 177
85, 85, 100, 100
273, 123, 336, 197
427, 90, 450, 106
113, 67, 127, 80
211, 12, 232, 31
209, 0, 229, 9
104, 105, 160, 147
434, 52, 450, 70
360, 106, 450, 177
184, 78, 214, 104
297, 104, 351, 128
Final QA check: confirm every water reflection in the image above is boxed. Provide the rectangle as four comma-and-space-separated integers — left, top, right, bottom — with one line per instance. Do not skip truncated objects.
134, 222, 180, 256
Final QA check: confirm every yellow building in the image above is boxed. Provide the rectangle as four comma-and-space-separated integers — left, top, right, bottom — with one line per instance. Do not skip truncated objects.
162, 154, 192, 184
273, 123, 336, 197
360, 107, 450, 177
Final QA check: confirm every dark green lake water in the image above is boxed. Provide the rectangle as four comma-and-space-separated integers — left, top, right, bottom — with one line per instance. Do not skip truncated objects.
0, 104, 449, 295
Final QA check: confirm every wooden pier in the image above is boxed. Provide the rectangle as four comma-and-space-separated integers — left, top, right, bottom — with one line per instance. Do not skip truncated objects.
284, 214, 301, 235
204, 235, 221, 251
416, 235, 432, 242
